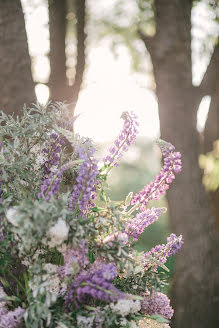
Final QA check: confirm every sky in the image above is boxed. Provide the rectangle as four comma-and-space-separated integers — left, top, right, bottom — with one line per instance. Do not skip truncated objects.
21, 0, 217, 142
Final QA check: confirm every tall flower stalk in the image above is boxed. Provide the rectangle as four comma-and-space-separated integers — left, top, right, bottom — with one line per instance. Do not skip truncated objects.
69, 141, 99, 216
130, 140, 182, 212
103, 111, 139, 170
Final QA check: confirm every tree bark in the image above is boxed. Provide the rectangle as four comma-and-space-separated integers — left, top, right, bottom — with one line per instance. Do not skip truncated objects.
140, 0, 219, 327
49, 0, 68, 101
0, 0, 35, 116
203, 85, 219, 231
48, 0, 86, 112
70, 0, 86, 111
204, 87, 219, 154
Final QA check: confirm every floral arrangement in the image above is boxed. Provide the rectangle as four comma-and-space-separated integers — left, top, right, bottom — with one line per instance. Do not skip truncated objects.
0, 103, 183, 328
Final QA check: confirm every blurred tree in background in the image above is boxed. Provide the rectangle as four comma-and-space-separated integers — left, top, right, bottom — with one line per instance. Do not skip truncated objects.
200, 140, 219, 230
49, 0, 86, 107
0, 0, 35, 116
0, 0, 87, 115
97, 1, 219, 327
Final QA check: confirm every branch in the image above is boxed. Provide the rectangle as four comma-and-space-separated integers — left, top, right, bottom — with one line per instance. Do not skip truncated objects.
137, 29, 155, 56
199, 40, 219, 97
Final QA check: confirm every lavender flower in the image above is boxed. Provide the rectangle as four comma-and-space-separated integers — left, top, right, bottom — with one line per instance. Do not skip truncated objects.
69, 141, 99, 215
103, 111, 139, 167
141, 291, 174, 319
125, 207, 166, 241
0, 307, 25, 328
144, 233, 184, 270
38, 162, 70, 200
90, 262, 118, 282
131, 140, 182, 211
42, 132, 65, 175
58, 242, 89, 277
65, 263, 122, 309
0, 306, 7, 316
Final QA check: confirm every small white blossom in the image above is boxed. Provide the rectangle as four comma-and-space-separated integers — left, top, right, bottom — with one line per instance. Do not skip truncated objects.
5, 207, 19, 227
31, 144, 45, 171
55, 323, 68, 328
43, 264, 61, 294
47, 218, 69, 248
130, 321, 138, 328
120, 318, 128, 326
110, 300, 141, 317
77, 315, 94, 328
117, 232, 129, 245
0, 287, 7, 308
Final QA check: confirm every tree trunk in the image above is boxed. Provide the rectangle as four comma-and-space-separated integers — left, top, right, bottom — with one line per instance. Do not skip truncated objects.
140, 0, 219, 327
203, 86, 219, 231
49, 0, 68, 101
0, 0, 35, 116
204, 87, 219, 154
70, 0, 86, 111
48, 0, 86, 111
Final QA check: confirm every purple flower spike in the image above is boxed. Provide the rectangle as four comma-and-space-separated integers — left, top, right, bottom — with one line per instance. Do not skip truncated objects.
144, 233, 184, 270
64, 262, 123, 309
103, 111, 139, 168
69, 141, 99, 215
131, 140, 182, 210
38, 162, 70, 200
42, 132, 65, 176
125, 207, 166, 241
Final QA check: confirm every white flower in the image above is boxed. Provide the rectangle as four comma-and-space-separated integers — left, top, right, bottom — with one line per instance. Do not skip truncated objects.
43, 263, 61, 294
47, 218, 69, 248
0, 287, 7, 308
110, 300, 141, 317
31, 144, 45, 171
77, 315, 94, 328
55, 323, 68, 328
130, 321, 138, 328
44, 263, 57, 274
129, 300, 141, 313
117, 232, 129, 245
120, 318, 128, 326
5, 207, 19, 227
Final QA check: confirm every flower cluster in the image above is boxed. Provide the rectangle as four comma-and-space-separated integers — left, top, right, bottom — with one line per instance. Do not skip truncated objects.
58, 242, 89, 277
141, 291, 174, 319
110, 299, 141, 316
46, 217, 69, 248
0, 104, 182, 328
65, 262, 124, 309
0, 306, 25, 328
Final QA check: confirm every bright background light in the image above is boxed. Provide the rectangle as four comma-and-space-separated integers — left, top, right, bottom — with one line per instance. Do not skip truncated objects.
21, 0, 215, 142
